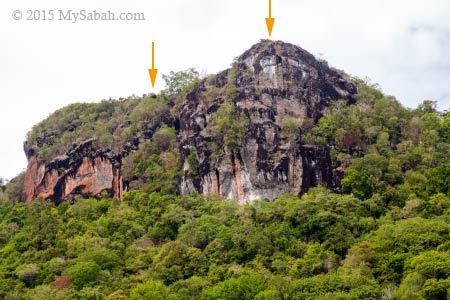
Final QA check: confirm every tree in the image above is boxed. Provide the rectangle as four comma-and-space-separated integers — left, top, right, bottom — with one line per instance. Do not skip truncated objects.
417, 100, 438, 114
65, 262, 101, 289
186, 149, 200, 176
345, 217, 448, 284
201, 274, 266, 300
4, 172, 24, 203
280, 117, 302, 140
72, 287, 106, 300
422, 278, 450, 300
209, 102, 249, 150
152, 240, 207, 285
107, 290, 129, 300
163, 68, 200, 96
409, 251, 450, 280
16, 264, 40, 286
80, 249, 123, 271
428, 163, 450, 196
341, 154, 388, 199
130, 280, 168, 300
168, 276, 209, 300
178, 215, 223, 249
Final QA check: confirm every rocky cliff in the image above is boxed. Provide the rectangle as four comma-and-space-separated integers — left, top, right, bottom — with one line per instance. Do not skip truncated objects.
23, 139, 125, 203
178, 40, 356, 203
22, 40, 356, 204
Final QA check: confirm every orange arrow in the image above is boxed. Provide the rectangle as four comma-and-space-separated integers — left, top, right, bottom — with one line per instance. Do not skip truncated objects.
265, 0, 275, 37
148, 42, 158, 88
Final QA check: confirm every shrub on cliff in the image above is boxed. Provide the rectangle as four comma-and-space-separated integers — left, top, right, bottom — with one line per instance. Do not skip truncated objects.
209, 101, 249, 151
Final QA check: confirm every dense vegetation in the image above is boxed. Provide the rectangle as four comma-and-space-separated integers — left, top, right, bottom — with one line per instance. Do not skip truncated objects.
2, 66, 450, 299
25, 68, 201, 162
0, 185, 450, 300
25, 94, 169, 161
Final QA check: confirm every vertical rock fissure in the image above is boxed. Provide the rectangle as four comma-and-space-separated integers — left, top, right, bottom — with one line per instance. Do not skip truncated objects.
290, 154, 298, 193
231, 151, 246, 205
113, 167, 121, 199
215, 169, 220, 195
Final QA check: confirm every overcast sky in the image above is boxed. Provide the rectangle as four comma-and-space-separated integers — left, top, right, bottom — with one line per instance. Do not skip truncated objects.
1, 0, 450, 180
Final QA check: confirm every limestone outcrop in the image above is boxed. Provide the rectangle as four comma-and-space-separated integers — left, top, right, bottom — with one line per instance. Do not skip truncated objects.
178, 40, 356, 203
22, 40, 356, 204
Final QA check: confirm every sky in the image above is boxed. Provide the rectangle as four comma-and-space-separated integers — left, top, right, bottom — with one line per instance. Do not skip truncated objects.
1, 0, 450, 180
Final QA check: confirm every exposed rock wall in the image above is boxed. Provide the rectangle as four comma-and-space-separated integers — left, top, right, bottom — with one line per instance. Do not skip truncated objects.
22, 139, 124, 203
179, 41, 356, 203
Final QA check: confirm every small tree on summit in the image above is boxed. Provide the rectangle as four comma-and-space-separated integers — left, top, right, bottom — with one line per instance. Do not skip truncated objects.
162, 68, 200, 96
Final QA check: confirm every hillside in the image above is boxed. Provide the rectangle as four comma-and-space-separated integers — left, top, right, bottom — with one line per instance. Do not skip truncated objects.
1, 40, 450, 299
21, 40, 357, 204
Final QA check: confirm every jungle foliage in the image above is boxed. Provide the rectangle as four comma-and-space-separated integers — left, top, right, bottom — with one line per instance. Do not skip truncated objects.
3, 72, 450, 299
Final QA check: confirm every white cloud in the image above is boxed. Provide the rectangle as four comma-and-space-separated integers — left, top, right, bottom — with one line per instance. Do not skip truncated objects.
1, 0, 449, 179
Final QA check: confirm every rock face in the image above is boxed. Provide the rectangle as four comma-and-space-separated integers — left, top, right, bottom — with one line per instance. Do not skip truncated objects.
178, 40, 356, 204
22, 40, 357, 204
22, 139, 125, 203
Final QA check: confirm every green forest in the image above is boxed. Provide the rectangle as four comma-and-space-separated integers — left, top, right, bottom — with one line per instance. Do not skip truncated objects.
1, 70, 450, 299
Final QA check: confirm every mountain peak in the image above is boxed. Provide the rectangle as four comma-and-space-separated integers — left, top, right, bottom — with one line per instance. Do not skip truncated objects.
179, 40, 357, 203
241, 39, 310, 58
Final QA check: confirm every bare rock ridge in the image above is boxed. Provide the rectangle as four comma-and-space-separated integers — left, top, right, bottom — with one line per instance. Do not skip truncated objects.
22, 40, 357, 204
